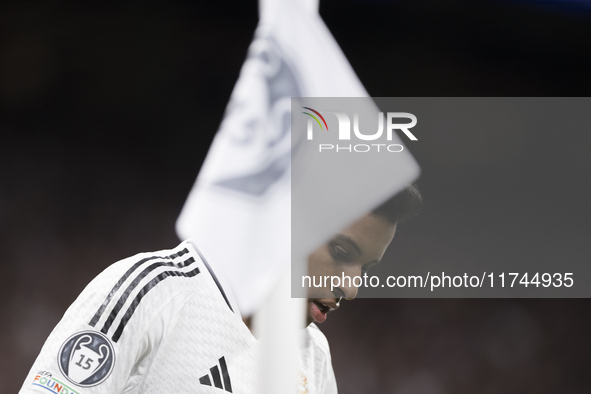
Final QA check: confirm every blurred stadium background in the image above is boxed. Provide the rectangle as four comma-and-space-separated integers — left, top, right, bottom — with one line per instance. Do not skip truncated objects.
1, 0, 591, 393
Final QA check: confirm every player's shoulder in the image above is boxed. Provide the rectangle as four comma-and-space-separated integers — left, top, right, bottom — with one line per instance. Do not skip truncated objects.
18, 241, 243, 394
99, 240, 201, 282
18, 241, 215, 394
85, 240, 204, 301
68, 240, 211, 342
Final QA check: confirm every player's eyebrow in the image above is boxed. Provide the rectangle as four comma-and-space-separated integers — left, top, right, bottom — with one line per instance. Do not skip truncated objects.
333, 234, 362, 254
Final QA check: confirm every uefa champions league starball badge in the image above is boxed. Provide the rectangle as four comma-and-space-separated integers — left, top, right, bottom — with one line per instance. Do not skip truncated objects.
58, 330, 115, 387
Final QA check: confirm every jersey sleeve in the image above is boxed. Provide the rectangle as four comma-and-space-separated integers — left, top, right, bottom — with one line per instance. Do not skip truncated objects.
18, 241, 203, 394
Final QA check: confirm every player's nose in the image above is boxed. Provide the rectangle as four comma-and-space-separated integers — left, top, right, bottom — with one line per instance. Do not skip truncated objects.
338, 266, 360, 300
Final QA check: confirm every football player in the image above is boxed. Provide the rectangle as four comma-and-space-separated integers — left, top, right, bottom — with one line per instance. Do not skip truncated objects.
18, 185, 421, 394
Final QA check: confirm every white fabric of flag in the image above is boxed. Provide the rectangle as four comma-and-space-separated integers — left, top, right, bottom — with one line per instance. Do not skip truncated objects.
176, 0, 419, 316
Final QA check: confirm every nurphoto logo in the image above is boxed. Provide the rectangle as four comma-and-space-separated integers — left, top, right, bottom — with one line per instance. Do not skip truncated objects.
302, 107, 417, 153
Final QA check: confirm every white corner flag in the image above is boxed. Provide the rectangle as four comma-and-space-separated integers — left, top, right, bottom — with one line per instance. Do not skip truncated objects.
176, 0, 419, 316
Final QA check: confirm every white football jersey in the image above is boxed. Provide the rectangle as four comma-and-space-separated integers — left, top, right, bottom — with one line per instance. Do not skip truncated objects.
298, 324, 338, 394
19, 240, 337, 394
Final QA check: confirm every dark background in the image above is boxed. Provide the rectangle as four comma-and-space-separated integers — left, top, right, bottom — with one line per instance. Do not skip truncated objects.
1, 0, 590, 393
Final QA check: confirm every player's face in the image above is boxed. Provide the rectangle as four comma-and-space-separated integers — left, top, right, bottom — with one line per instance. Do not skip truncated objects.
306, 214, 397, 325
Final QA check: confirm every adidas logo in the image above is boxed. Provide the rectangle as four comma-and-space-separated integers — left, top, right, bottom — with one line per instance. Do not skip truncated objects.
199, 356, 232, 392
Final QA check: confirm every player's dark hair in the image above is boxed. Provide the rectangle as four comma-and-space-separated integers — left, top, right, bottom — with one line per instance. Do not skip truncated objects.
371, 183, 422, 224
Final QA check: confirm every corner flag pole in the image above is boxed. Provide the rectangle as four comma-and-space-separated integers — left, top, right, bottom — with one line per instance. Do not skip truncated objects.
253, 2, 318, 393
254, 0, 319, 390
